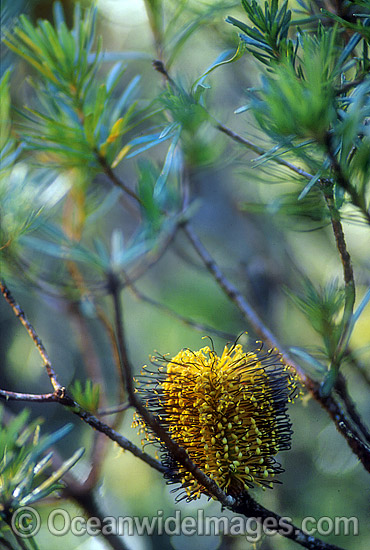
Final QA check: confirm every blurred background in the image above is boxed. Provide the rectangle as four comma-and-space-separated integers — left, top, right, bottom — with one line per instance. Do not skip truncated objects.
1, 1, 369, 549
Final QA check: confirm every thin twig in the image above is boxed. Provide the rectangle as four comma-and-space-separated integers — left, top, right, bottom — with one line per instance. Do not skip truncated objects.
62, 229, 128, 490
335, 373, 370, 445
97, 152, 142, 206
108, 272, 235, 508
215, 123, 314, 180
67, 304, 111, 491
321, 182, 355, 389
98, 402, 130, 416
338, 421, 370, 456
108, 273, 353, 548
182, 225, 303, 373
69, 303, 107, 402
124, 273, 235, 341
324, 188, 355, 287
320, 181, 369, 459
1, 409, 131, 550
310, 380, 370, 473
0, 389, 55, 402
182, 224, 370, 473
152, 59, 178, 88
0, 280, 353, 549
231, 493, 346, 550
152, 59, 315, 183
66, 489, 132, 550
0, 387, 165, 474
0, 280, 163, 475
108, 274, 135, 399
0, 281, 62, 392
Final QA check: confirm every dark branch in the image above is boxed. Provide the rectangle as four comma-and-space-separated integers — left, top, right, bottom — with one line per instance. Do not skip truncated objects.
0, 387, 165, 474
335, 374, 370, 445
108, 272, 235, 508
66, 489, 132, 550
338, 421, 370, 457
1, 280, 62, 392
231, 493, 346, 550
309, 381, 370, 473
0, 389, 55, 402
152, 59, 178, 87
183, 224, 370, 474
320, 182, 355, 390
0, 277, 356, 549
182, 224, 302, 371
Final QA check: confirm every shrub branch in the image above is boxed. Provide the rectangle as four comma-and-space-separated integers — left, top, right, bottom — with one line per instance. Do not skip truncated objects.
182, 224, 370, 473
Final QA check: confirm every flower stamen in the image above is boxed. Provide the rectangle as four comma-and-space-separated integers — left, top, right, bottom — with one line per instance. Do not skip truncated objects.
133, 340, 298, 501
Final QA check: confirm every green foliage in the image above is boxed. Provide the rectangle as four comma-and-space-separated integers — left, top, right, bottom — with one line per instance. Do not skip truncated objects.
70, 380, 100, 413
322, 1, 370, 40
241, 187, 329, 229
1, 3, 370, 547
3, 3, 145, 172
251, 26, 339, 143
288, 280, 345, 360
0, 71, 18, 171
0, 2, 178, 288
159, 81, 223, 167
0, 410, 83, 517
0, 70, 70, 262
160, 85, 209, 135
228, 1, 370, 222
4, 4, 98, 95
226, 0, 294, 65
334, 77, 370, 192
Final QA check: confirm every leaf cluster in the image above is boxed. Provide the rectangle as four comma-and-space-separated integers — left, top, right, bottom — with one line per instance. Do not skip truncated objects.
226, 0, 295, 65
4, 3, 144, 172
288, 280, 345, 360
227, 0, 370, 222
70, 380, 100, 413
241, 186, 329, 229
1, 3, 188, 287
0, 411, 83, 519
251, 26, 341, 143
322, 0, 370, 42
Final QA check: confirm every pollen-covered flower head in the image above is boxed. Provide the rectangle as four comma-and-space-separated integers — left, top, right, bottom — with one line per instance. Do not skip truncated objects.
134, 339, 297, 501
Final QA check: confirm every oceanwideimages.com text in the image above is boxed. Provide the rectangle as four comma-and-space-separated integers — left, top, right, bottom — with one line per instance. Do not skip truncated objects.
11, 506, 359, 543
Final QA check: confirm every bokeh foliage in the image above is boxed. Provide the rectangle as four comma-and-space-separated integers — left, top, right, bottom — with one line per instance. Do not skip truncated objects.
1, 1, 370, 549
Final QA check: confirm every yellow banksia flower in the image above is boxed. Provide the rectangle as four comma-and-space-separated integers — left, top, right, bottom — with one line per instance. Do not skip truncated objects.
133, 339, 297, 501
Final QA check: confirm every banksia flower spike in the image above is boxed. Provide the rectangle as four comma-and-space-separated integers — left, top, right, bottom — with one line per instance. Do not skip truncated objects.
134, 338, 297, 501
